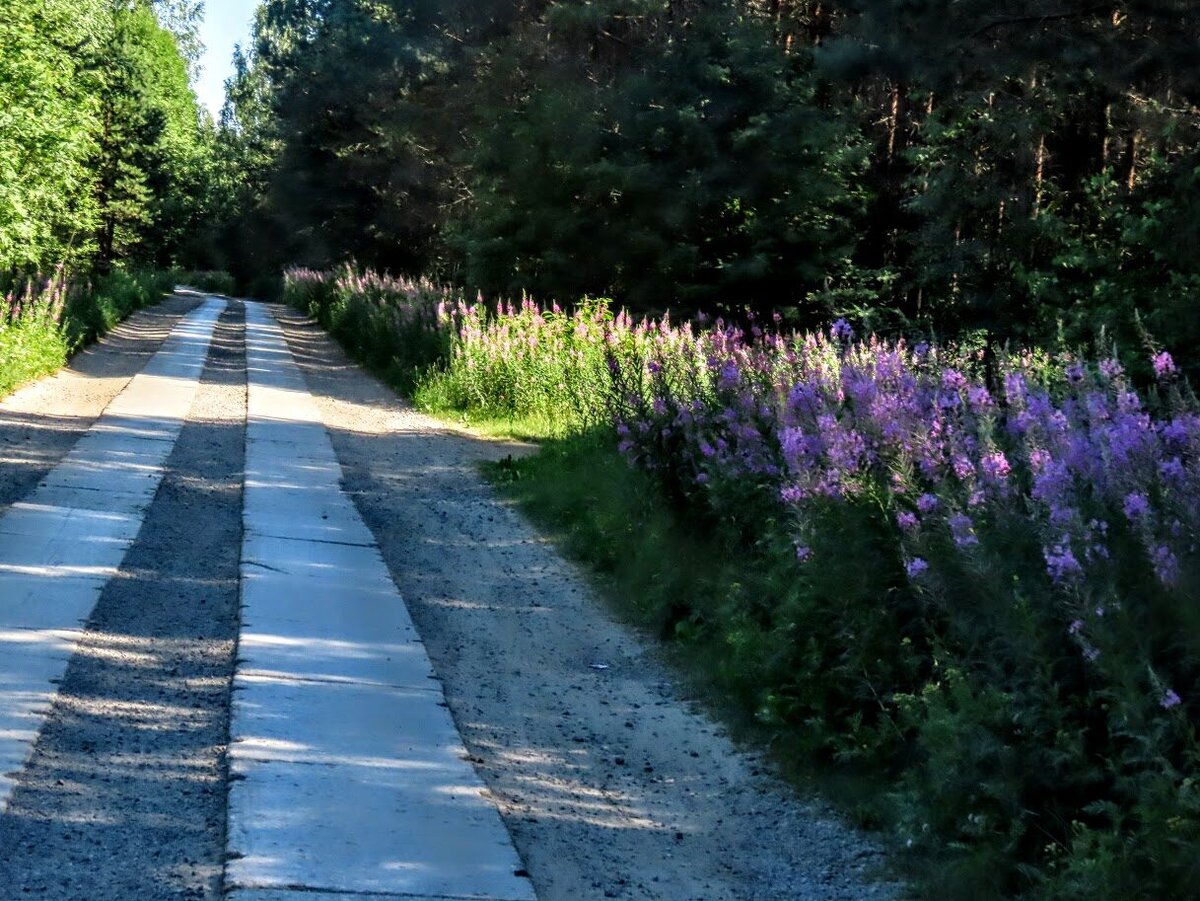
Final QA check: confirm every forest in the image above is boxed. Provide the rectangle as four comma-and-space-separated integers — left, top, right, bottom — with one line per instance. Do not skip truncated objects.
3, 1, 1199, 898
210, 0, 1200, 376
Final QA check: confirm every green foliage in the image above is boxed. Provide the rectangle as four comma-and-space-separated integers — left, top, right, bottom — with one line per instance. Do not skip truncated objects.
449, 2, 865, 312
0, 0, 109, 272
0, 269, 175, 398
0, 278, 72, 397
0, 0, 210, 277
94, 2, 212, 269
179, 270, 237, 294
62, 269, 179, 347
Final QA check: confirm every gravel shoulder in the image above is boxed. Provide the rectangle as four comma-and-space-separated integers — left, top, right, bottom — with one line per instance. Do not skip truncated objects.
0, 301, 246, 899
0, 293, 203, 512
273, 304, 899, 901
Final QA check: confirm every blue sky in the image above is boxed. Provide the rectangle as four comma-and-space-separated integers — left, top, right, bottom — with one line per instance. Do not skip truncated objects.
196, 0, 257, 117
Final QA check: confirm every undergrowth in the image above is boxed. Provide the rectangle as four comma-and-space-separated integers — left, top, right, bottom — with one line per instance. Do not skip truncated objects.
1, 268, 183, 398
283, 265, 1200, 901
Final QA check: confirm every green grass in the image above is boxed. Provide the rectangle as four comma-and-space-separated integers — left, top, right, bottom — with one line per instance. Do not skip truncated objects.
0, 268, 177, 399
0, 315, 70, 397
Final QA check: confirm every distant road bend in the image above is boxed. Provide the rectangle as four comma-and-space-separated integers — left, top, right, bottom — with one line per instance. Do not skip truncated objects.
0, 291, 895, 901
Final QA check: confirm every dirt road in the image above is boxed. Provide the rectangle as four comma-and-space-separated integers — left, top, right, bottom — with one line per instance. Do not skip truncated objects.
0, 293, 897, 900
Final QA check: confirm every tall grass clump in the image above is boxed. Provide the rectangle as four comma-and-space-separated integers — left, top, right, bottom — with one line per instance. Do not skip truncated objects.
0, 267, 176, 397
62, 268, 178, 347
283, 265, 453, 393
285, 265, 1200, 899
420, 299, 700, 435
0, 274, 71, 396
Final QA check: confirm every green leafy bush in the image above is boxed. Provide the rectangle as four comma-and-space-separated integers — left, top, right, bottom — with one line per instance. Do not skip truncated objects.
179, 270, 236, 295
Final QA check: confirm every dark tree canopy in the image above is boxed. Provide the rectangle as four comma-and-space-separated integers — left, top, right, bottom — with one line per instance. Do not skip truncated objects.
211, 0, 1200, 365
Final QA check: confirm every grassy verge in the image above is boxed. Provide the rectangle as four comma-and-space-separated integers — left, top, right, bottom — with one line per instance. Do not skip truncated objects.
0, 269, 182, 398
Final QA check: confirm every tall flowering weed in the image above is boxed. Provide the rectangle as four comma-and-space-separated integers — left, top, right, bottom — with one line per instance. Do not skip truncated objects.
0, 272, 71, 396
612, 317, 1200, 896
284, 266, 1200, 897
284, 265, 453, 392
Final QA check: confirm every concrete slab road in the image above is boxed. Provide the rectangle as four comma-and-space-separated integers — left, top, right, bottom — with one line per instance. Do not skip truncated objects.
226, 302, 535, 901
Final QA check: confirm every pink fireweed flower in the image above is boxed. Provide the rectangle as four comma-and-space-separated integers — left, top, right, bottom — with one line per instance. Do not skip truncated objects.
980, 451, 1011, 482
1151, 351, 1177, 379
896, 511, 919, 531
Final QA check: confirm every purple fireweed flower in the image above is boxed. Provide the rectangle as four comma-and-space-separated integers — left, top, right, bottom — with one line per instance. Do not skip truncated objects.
1123, 492, 1150, 521
795, 544, 812, 562
1160, 689, 1183, 710
1160, 457, 1186, 483
896, 511, 919, 531
1083, 646, 1101, 662
1068, 619, 1084, 635
948, 513, 979, 548
916, 493, 939, 514
952, 455, 976, 480
1099, 358, 1124, 380
1065, 362, 1086, 383
967, 386, 993, 410
699, 441, 716, 458
1045, 543, 1083, 584
780, 484, 804, 504
905, 557, 929, 578
1152, 351, 1177, 378
831, 319, 855, 341
1151, 545, 1180, 586
941, 369, 968, 392
719, 361, 740, 388
647, 359, 662, 374
695, 472, 710, 484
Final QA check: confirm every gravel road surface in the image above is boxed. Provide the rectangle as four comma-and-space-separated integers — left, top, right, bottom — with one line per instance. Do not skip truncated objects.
0, 295, 898, 900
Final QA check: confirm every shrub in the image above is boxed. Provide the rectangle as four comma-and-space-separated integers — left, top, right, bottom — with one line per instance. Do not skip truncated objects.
179, 270, 236, 295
